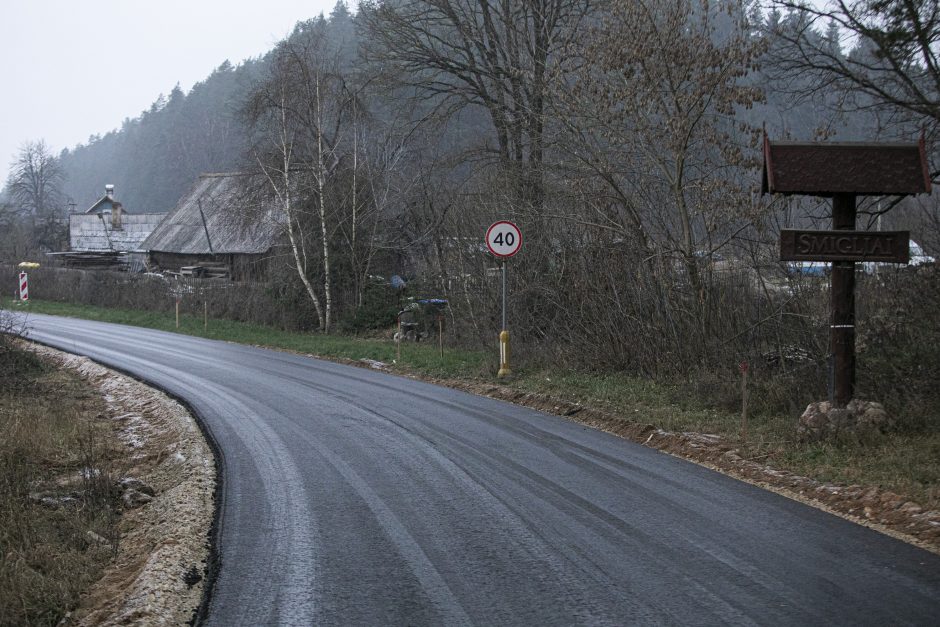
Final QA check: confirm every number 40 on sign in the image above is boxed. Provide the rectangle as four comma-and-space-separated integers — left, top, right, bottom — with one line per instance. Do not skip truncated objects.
486, 221, 522, 258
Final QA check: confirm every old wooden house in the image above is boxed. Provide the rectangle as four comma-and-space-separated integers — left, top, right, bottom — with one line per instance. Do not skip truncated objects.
141, 173, 283, 280
60, 184, 164, 270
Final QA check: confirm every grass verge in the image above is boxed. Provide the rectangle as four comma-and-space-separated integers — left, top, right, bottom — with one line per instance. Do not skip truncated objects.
8, 297, 939, 511
0, 340, 122, 626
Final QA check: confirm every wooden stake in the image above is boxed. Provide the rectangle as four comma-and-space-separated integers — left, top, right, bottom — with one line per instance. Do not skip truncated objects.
438, 316, 444, 359
175, 299, 180, 329
396, 316, 401, 362
204, 300, 208, 331
740, 361, 749, 446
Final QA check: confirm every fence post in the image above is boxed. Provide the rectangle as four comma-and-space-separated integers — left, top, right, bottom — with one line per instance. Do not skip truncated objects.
438, 315, 444, 359
740, 361, 749, 447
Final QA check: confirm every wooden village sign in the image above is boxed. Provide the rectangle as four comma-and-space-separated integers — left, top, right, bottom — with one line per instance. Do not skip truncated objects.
762, 137, 933, 408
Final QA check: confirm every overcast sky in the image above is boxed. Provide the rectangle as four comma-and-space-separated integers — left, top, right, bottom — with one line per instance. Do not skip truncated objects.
0, 0, 350, 183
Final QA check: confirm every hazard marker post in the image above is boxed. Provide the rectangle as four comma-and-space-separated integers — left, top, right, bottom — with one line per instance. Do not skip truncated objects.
18, 272, 29, 301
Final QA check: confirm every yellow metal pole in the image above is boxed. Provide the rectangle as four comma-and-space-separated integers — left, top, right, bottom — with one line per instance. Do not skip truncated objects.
498, 330, 511, 377
497, 260, 511, 377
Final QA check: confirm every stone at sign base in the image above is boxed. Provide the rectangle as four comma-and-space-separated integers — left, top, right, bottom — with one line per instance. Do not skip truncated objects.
798, 399, 894, 442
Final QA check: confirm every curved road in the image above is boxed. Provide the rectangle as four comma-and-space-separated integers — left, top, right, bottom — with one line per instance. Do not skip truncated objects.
23, 314, 940, 625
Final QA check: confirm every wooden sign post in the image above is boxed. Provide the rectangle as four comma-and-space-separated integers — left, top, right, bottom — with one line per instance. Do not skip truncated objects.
830, 194, 860, 406
764, 137, 932, 408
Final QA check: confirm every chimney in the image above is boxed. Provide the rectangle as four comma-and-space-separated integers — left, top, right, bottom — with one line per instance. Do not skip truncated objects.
105, 184, 115, 199
111, 203, 123, 230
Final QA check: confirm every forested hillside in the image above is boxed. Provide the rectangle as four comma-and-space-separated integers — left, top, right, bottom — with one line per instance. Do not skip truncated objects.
52, 2, 884, 212
58, 59, 261, 212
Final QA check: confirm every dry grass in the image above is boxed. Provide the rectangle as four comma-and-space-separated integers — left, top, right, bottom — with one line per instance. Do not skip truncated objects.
780, 434, 940, 511
0, 343, 123, 626
512, 368, 940, 511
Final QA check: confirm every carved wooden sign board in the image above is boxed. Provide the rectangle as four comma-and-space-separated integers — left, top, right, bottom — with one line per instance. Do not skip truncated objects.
780, 229, 910, 263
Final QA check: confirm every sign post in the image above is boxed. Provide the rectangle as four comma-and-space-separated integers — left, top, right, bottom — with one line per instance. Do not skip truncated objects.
486, 221, 522, 378
18, 272, 28, 301
830, 194, 857, 406
764, 136, 932, 408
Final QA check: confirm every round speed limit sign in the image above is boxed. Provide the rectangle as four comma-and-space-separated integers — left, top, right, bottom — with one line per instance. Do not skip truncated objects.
486, 221, 522, 258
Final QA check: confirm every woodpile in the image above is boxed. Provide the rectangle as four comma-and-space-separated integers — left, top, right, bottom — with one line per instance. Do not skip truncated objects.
179, 263, 230, 279
46, 251, 130, 271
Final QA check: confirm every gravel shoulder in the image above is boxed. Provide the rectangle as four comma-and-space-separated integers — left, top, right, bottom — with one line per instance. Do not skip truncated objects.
27, 343, 215, 626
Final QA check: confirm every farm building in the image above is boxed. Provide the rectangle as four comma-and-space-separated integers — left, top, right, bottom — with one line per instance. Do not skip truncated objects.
59, 184, 164, 269
141, 173, 283, 280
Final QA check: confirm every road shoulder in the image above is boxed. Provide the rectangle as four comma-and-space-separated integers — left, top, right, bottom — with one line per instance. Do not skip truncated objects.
27, 343, 215, 625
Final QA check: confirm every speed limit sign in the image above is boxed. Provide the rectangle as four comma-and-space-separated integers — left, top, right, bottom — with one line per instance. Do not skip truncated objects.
486, 221, 522, 258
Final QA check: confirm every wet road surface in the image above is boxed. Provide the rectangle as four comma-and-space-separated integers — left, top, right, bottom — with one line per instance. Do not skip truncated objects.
23, 314, 940, 625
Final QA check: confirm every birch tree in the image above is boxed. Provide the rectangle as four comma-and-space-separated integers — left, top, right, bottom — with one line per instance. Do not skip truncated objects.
245, 30, 352, 332
245, 22, 413, 330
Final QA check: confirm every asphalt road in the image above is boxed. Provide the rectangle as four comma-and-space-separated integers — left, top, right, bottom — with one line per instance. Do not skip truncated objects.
23, 314, 940, 625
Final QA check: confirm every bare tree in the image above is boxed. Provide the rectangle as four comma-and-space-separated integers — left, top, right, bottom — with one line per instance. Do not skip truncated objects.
4, 140, 67, 252
361, 0, 592, 209
245, 33, 345, 331
768, 1, 940, 130
557, 0, 764, 295
5, 140, 64, 214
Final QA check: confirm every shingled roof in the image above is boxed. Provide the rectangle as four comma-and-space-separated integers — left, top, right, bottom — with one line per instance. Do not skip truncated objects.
142, 173, 283, 255
762, 136, 932, 197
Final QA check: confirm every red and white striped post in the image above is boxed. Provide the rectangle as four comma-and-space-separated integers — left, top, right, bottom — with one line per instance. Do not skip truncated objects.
18, 272, 29, 301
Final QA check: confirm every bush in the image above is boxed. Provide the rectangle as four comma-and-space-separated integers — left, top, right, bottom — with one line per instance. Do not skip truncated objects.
0, 302, 44, 394
857, 266, 940, 432
340, 281, 400, 333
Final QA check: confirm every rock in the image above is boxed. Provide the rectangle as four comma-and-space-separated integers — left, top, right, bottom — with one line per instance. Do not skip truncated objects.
86, 530, 110, 545
182, 565, 203, 588
28, 490, 52, 503
796, 401, 831, 441
847, 399, 894, 433
119, 477, 156, 496
899, 502, 924, 515
29, 491, 80, 508
798, 399, 894, 442
122, 489, 153, 509
358, 358, 388, 371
